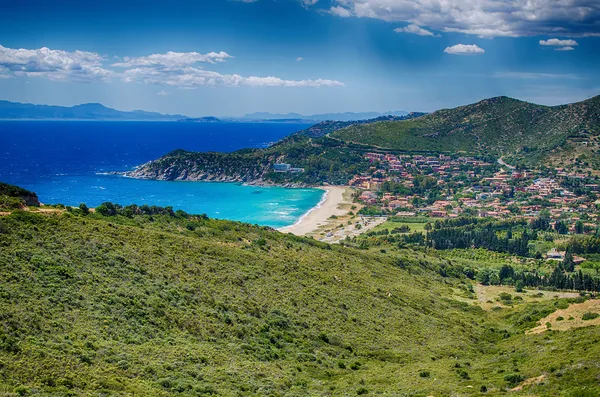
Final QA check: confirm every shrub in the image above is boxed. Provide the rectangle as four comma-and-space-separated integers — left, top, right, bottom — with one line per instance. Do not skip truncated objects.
350, 362, 361, 370
419, 371, 430, 378
582, 312, 599, 321
504, 374, 525, 386
357, 387, 369, 395
498, 292, 512, 301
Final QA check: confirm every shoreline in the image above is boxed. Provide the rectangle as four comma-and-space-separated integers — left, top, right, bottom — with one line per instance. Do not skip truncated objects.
279, 186, 350, 236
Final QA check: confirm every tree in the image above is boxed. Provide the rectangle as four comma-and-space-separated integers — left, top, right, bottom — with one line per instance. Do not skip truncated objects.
562, 249, 575, 272
575, 220, 584, 234
79, 203, 89, 215
514, 280, 524, 293
554, 220, 569, 235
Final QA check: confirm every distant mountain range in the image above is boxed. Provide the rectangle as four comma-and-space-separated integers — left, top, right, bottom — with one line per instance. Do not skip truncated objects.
0, 100, 411, 122
0, 100, 187, 120
239, 110, 409, 121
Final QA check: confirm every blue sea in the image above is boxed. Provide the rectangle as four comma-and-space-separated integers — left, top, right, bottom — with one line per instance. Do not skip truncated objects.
0, 121, 323, 228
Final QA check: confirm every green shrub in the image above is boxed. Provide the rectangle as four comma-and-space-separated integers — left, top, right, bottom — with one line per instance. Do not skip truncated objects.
582, 312, 599, 321
504, 374, 525, 386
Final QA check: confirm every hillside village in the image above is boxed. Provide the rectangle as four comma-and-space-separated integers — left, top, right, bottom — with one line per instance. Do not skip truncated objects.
350, 152, 600, 234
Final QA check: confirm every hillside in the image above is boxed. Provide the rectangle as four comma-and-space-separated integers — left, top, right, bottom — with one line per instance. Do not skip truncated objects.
332, 95, 600, 169
0, 182, 39, 210
1, 200, 599, 396
125, 96, 600, 186
0, 100, 188, 120
296, 112, 427, 138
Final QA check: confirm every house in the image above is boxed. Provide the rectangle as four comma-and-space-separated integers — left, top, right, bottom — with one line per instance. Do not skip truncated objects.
546, 249, 565, 261
273, 163, 291, 172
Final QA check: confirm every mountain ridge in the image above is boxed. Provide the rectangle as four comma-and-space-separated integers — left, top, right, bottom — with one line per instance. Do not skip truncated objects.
0, 100, 188, 120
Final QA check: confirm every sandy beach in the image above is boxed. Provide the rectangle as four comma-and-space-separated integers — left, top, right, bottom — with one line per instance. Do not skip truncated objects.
279, 186, 349, 236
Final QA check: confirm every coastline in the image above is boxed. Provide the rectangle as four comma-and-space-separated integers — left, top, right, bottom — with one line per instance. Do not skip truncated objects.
279, 186, 350, 236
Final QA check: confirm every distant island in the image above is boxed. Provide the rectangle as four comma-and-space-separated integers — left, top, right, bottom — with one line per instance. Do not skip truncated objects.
0, 100, 188, 121
0, 100, 412, 122
178, 116, 222, 123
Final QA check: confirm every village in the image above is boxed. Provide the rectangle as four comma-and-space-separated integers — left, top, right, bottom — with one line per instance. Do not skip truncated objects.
349, 152, 600, 234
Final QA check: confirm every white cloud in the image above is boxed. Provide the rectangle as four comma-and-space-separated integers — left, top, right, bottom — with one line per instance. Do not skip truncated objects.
443, 44, 485, 55
539, 38, 578, 47
112, 51, 233, 68
394, 24, 436, 36
539, 38, 578, 51
0, 45, 342, 89
156, 90, 171, 96
296, 57, 304, 62
329, 5, 352, 17
326, 1, 600, 38
0, 45, 111, 81
122, 66, 343, 88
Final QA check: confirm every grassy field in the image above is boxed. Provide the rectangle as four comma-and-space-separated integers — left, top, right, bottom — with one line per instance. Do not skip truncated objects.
367, 220, 426, 234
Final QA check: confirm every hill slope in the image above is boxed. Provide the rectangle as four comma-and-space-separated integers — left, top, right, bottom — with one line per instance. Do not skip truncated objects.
332, 95, 600, 168
0, 203, 599, 395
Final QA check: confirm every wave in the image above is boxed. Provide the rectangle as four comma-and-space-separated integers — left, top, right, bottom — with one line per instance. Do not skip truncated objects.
278, 188, 327, 230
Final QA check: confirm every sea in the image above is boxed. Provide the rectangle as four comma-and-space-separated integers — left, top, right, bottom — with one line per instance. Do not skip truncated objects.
0, 121, 324, 228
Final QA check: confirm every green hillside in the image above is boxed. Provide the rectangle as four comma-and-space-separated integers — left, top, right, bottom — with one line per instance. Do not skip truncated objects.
0, 182, 40, 211
0, 201, 599, 396
332, 95, 600, 168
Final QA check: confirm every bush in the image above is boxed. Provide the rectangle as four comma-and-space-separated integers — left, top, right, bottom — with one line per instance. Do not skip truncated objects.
582, 312, 599, 321
357, 387, 369, 395
499, 292, 512, 301
350, 362, 361, 370
419, 371, 430, 378
504, 374, 525, 386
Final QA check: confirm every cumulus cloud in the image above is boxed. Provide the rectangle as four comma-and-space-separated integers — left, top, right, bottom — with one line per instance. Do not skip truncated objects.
325, 0, 600, 38
0, 44, 111, 81
112, 51, 233, 68
329, 5, 352, 17
394, 24, 436, 36
443, 44, 485, 55
156, 90, 171, 96
122, 66, 343, 88
539, 38, 579, 51
539, 39, 578, 47
0, 45, 342, 88
297, 57, 304, 61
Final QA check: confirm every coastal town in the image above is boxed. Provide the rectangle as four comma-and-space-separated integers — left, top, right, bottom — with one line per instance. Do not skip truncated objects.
346, 152, 600, 233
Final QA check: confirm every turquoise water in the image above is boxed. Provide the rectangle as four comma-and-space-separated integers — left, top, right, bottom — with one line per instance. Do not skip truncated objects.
32, 175, 324, 228
0, 121, 323, 228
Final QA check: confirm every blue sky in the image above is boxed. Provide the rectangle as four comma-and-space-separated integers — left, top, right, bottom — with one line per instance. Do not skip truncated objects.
0, 0, 599, 116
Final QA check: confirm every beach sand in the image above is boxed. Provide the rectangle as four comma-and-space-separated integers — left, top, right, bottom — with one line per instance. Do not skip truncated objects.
279, 186, 349, 236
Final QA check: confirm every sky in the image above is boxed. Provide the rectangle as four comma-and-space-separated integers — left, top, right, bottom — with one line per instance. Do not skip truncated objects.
0, 0, 599, 117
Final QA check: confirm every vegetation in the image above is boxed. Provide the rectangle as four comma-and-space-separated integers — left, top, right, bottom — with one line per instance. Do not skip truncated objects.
1, 199, 599, 396
127, 95, 600, 186
0, 182, 40, 210
333, 95, 600, 170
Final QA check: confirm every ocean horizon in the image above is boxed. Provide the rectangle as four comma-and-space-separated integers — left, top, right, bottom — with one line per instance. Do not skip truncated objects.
0, 120, 323, 228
